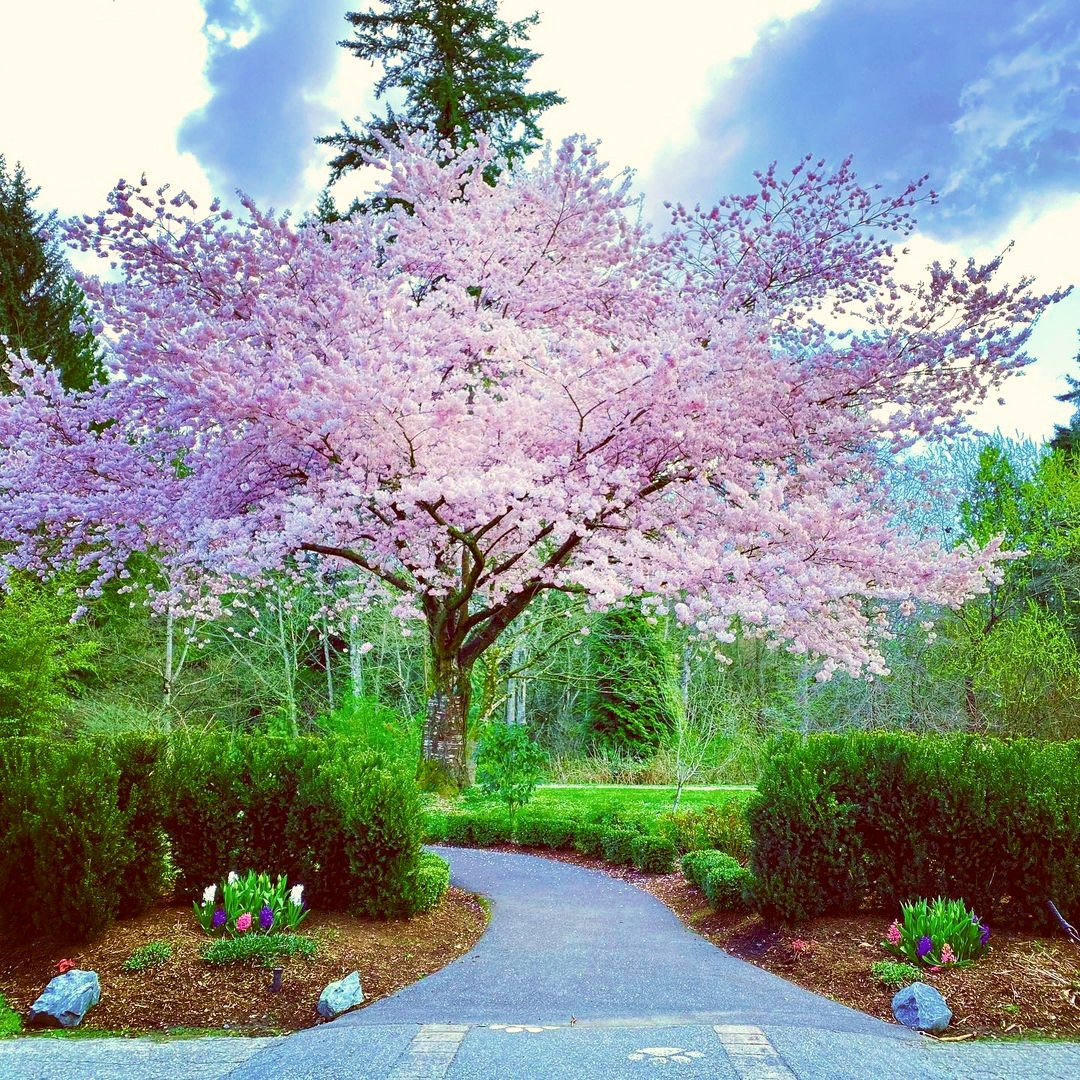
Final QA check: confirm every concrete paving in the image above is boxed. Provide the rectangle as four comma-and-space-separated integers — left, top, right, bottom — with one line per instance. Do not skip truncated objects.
1, 846, 1077, 1079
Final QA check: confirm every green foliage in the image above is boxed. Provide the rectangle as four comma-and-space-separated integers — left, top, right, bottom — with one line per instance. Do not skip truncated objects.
199, 932, 317, 967
319, 0, 564, 184
475, 723, 546, 824
681, 850, 753, 910
0, 155, 103, 392
407, 851, 450, 913
121, 941, 173, 973
0, 572, 100, 735
870, 960, 922, 988
656, 804, 751, 861
600, 828, 638, 866
885, 897, 990, 967
317, 695, 420, 759
443, 808, 512, 846
630, 835, 677, 874
571, 821, 606, 857
511, 815, 574, 849
0, 992, 20, 1036
0, 737, 164, 940
588, 608, 683, 753
748, 732, 1080, 926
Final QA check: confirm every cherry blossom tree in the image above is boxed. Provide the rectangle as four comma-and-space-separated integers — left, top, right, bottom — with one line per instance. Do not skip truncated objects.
0, 137, 1062, 786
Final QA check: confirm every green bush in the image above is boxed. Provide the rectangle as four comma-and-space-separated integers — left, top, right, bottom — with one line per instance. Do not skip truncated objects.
122, 941, 173, 972
444, 809, 512, 846
748, 732, 1080, 926
0, 738, 131, 939
630, 835, 677, 873
407, 852, 450, 913
700, 853, 754, 911
475, 724, 546, 825
681, 849, 729, 888
657, 803, 751, 860
601, 828, 638, 865
572, 821, 606, 857
424, 810, 450, 843
512, 814, 574, 849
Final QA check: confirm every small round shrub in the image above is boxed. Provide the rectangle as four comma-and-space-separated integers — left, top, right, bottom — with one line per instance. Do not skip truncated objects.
681, 849, 735, 888
701, 853, 754, 911
572, 822, 606, 857
408, 852, 450, 913
630, 835, 677, 874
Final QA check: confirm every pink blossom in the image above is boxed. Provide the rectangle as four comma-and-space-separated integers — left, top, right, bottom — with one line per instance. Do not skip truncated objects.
940, 943, 957, 964
235, 912, 252, 933
885, 920, 902, 946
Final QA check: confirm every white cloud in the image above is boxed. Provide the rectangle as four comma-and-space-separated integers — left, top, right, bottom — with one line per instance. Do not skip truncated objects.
0, 0, 215, 221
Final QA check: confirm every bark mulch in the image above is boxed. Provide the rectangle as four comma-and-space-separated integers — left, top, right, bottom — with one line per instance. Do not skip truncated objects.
0, 887, 487, 1037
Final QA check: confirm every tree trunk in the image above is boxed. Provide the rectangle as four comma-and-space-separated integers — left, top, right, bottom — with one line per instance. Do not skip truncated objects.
421, 651, 472, 790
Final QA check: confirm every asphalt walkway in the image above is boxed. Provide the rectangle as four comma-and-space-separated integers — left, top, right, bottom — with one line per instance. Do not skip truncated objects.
2, 847, 1078, 1079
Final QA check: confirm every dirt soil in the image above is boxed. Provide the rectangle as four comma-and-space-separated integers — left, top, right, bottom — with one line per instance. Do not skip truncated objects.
0, 887, 486, 1037
487, 843, 1080, 1043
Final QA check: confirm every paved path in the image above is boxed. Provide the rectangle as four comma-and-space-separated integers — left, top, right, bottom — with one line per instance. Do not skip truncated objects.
2, 847, 1078, 1079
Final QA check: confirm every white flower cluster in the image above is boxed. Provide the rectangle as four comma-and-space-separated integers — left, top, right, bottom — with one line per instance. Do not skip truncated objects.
289, 883, 304, 906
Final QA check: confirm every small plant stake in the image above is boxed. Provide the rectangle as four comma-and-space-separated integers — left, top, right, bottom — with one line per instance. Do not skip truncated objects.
269, 966, 284, 993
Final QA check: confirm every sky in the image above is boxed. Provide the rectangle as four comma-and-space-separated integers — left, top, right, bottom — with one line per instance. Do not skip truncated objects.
2, 0, 1077, 440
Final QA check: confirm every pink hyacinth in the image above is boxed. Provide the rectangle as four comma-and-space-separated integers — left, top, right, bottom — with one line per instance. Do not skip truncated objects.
885, 920, 902, 946
235, 912, 252, 932
940, 943, 956, 964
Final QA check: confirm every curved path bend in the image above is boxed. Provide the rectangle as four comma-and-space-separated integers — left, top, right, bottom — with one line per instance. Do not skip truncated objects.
5, 847, 1079, 1079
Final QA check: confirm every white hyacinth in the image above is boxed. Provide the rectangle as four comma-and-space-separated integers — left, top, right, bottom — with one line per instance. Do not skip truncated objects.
202, 884, 217, 905
289, 884, 304, 906
227, 871, 238, 885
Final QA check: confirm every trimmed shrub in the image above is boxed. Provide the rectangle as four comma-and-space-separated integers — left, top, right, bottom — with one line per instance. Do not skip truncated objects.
444, 809, 512, 847
700, 853, 754, 911
630, 835, 677, 874
0, 738, 130, 939
748, 732, 1080, 926
601, 828, 638, 865
681, 849, 730, 888
407, 852, 450, 913
572, 821, 607, 857
658, 803, 751, 861
513, 814, 575, 849
424, 810, 450, 843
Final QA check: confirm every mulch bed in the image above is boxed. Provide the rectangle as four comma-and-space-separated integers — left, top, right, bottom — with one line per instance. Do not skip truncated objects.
0, 887, 486, 1037
483, 843, 1080, 1041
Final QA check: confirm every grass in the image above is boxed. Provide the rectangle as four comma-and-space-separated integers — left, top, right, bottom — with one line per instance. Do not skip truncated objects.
0, 993, 20, 1037
199, 933, 317, 967
530, 784, 755, 816
121, 940, 172, 973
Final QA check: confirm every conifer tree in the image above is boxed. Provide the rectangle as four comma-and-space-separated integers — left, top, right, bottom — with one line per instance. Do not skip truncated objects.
318, 0, 563, 183
0, 156, 102, 392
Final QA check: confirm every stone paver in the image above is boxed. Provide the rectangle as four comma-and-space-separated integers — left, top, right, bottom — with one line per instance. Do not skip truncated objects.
0, 847, 1076, 1079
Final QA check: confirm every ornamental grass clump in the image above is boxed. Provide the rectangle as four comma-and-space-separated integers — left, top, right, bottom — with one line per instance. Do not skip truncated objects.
884, 897, 989, 968
193, 870, 308, 938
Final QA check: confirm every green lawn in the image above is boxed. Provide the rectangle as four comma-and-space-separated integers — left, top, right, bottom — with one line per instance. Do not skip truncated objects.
528, 784, 755, 816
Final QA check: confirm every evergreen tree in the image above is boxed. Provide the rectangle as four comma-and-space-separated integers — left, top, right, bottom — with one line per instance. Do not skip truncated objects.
588, 608, 683, 754
0, 156, 103, 392
318, 0, 563, 183
1049, 332, 1080, 457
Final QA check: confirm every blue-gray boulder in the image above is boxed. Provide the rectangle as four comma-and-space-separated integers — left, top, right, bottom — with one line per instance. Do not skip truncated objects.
27, 969, 101, 1029
316, 971, 364, 1019
891, 981, 952, 1033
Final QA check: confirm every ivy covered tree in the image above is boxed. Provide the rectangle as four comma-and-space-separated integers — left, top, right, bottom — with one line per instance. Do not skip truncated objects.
318, 0, 563, 183
0, 156, 102, 392
588, 607, 682, 753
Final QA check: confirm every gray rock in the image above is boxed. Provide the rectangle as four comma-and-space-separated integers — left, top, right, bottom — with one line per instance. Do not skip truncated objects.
27, 969, 101, 1029
316, 970, 364, 1019
891, 981, 952, 1033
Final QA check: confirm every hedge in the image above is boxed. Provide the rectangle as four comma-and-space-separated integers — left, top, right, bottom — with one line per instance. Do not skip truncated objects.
748, 732, 1080, 926
0, 733, 429, 941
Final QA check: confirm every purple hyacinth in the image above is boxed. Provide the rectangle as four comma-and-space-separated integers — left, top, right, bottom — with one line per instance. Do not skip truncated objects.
916, 935, 932, 960
259, 904, 274, 932
211, 907, 227, 931
979, 923, 990, 945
